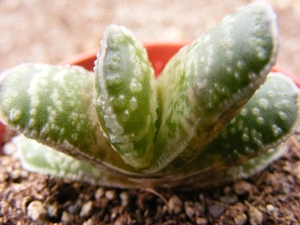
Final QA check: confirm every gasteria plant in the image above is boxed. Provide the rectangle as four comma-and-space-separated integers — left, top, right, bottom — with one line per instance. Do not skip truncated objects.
0, 3, 299, 189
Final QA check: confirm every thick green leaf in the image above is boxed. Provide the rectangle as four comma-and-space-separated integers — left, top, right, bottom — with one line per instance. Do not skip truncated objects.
149, 3, 279, 173
94, 25, 158, 169
15, 135, 139, 188
171, 73, 300, 178
0, 64, 138, 175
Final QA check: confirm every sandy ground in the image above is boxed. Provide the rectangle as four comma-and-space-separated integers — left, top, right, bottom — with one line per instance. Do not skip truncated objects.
0, 0, 300, 76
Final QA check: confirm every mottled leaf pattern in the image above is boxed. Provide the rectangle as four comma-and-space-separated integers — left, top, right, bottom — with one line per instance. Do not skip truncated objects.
94, 25, 157, 169
168, 73, 300, 180
0, 3, 298, 189
150, 2, 278, 173
0, 64, 139, 175
15, 135, 139, 188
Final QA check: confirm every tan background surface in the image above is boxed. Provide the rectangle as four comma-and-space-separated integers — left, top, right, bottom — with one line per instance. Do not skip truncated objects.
0, 0, 299, 76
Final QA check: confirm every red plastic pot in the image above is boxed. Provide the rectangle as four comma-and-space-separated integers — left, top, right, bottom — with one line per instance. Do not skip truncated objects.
60, 43, 300, 87
60, 43, 189, 77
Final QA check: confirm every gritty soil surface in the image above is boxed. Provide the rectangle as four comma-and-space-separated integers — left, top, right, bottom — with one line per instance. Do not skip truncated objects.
1, 1, 300, 224
1, 129, 300, 224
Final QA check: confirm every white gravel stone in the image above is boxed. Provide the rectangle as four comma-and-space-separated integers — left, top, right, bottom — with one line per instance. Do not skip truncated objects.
80, 200, 93, 218
168, 195, 182, 214
61, 211, 74, 223
95, 187, 105, 200
119, 191, 129, 206
27, 201, 47, 221
105, 189, 116, 200
83, 218, 94, 225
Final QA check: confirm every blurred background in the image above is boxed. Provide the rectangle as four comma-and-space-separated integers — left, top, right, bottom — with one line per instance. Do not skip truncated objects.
0, 0, 299, 76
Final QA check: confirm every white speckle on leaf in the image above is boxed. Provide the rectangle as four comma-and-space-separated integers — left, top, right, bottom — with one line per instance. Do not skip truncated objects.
122, 110, 130, 122
248, 72, 257, 80
237, 60, 244, 69
242, 134, 249, 142
252, 108, 260, 115
28, 118, 35, 128
271, 124, 282, 136
240, 108, 247, 116
108, 61, 119, 71
47, 107, 57, 123
230, 127, 236, 135
9, 108, 22, 121
111, 53, 121, 63
203, 34, 210, 43
234, 72, 240, 79
130, 78, 142, 93
268, 90, 275, 97
279, 111, 288, 120
258, 98, 268, 109
39, 78, 48, 87
30, 95, 40, 108
134, 65, 144, 81
226, 67, 232, 73
106, 74, 122, 86
104, 114, 124, 135
117, 95, 125, 107
256, 45, 268, 60
256, 117, 264, 124
129, 97, 137, 111
282, 100, 292, 108
110, 134, 129, 143
208, 102, 214, 109
3, 89, 18, 107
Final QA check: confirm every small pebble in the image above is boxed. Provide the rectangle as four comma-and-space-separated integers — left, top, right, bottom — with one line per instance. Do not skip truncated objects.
83, 218, 94, 225
234, 213, 247, 225
46, 202, 58, 218
119, 191, 129, 206
168, 195, 182, 214
266, 204, 279, 216
95, 187, 105, 200
246, 202, 263, 225
196, 217, 208, 225
105, 189, 116, 200
2, 142, 16, 155
61, 211, 74, 223
80, 201, 93, 218
194, 202, 203, 217
0, 201, 10, 216
233, 181, 251, 196
19, 170, 29, 179
184, 201, 195, 218
68, 201, 81, 214
219, 194, 238, 205
10, 170, 20, 181
27, 201, 47, 221
208, 203, 225, 218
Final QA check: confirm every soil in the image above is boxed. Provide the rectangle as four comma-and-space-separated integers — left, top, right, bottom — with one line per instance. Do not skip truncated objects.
1, 129, 300, 224
1, 1, 300, 224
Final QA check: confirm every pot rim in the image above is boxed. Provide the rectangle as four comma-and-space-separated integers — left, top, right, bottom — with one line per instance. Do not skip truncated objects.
59, 42, 300, 87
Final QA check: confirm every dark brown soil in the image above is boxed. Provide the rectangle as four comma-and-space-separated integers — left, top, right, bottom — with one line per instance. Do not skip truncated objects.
1, 127, 300, 224
1, 1, 300, 224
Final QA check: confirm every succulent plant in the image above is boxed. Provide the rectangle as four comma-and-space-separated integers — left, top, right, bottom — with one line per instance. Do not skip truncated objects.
0, 3, 299, 189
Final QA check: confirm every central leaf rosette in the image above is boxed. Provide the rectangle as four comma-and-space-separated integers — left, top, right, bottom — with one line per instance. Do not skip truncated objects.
2, 3, 298, 189
93, 3, 279, 173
